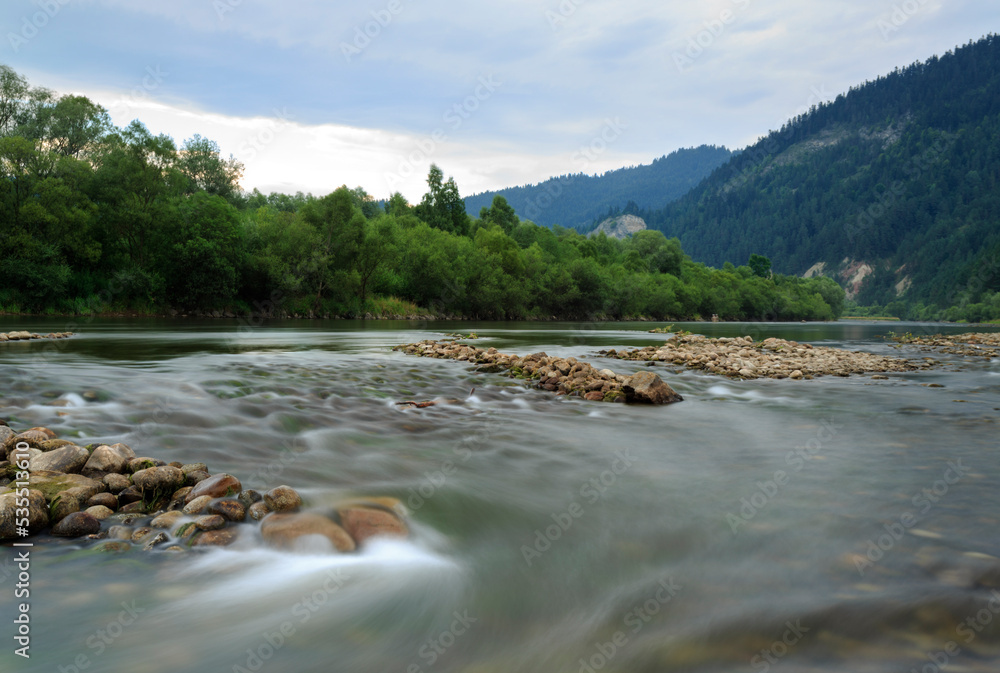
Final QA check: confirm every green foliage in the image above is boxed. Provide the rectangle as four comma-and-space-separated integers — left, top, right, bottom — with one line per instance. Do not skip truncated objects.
0, 64, 846, 322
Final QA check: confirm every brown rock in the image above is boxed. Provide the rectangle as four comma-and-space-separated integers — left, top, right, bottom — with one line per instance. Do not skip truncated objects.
584, 391, 604, 401
150, 511, 186, 530
52, 512, 101, 537
83, 444, 136, 476
29, 444, 90, 474
248, 501, 271, 521
103, 473, 131, 494
119, 501, 149, 514
622, 371, 683, 405
263, 485, 302, 513
260, 513, 356, 552
117, 486, 143, 505
337, 506, 408, 544
87, 492, 119, 510
195, 515, 227, 531
185, 473, 242, 503
184, 470, 211, 487
207, 499, 246, 522
0, 489, 48, 539
183, 495, 214, 515
190, 528, 239, 547
85, 505, 115, 521
50, 493, 81, 523
132, 466, 185, 493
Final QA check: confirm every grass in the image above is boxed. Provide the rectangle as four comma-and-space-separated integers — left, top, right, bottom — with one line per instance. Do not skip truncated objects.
841, 316, 901, 321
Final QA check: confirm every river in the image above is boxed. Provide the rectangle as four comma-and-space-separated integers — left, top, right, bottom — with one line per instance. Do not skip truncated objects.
2, 318, 1000, 673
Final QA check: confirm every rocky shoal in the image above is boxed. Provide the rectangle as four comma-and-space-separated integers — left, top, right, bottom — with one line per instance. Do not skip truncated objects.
604, 333, 933, 380
393, 339, 683, 404
0, 422, 408, 553
1, 331, 74, 342
889, 331, 1000, 358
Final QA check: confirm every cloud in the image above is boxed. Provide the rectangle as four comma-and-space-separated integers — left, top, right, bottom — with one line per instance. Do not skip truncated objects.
2, 0, 996, 199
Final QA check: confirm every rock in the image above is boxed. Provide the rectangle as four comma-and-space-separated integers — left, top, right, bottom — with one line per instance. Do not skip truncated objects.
185, 473, 242, 503
184, 470, 211, 487
132, 466, 185, 493
248, 501, 271, 521
168, 487, 193, 510
130, 527, 155, 543
142, 532, 169, 551
150, 511, 186, 530
195, 515, 227, 531
0, 490, 48, 539
107, 525, 133, 540
37, 439, 77, 452
85, 505, 115, 521
190, 529, 239, 547
103, 473, 131, 494
119, 501, 149, 515
50, 493, 81, 523
83, 444, 136, 476
263, 486, 302, 513
87, 492, 118, 510
29, 445, 90, 474
52, 512, 101, 537
98, 541, 131, 553
239, 490, 263, 508
0, 471, 105, 503
207, 499, 246, 522
3, 429, 50, 456
180, 463, 208, 475
260, 513, 356, 553
127, 457, 164, 473
622, 371, 683, 405
117, 486, 143, 505
584, 391, 604, 401
183, 495, 214, 515
790, 370, 804, 380
337, 506, 408, 544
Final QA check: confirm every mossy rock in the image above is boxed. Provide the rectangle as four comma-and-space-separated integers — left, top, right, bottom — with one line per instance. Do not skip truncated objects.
0, 470, 105, 502
603, 390, 626, 403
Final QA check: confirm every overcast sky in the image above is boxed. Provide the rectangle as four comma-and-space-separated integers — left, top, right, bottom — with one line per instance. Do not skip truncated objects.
3, 0, 996, 202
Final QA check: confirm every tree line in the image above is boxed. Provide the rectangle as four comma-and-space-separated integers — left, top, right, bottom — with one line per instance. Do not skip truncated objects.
0, 64, 844, 321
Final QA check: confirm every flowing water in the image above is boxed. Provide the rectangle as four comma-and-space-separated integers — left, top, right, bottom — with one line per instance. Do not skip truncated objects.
2, 318, 1000, 673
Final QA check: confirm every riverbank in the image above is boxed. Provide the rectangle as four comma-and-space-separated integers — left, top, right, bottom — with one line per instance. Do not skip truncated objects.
1, 331, 74, 342
0, 423, 408, 552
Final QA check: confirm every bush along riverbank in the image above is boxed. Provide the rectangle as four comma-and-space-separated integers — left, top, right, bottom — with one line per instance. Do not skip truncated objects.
606, 334, 933, 380
0, 422, 408, 552
393, 339, 683, 404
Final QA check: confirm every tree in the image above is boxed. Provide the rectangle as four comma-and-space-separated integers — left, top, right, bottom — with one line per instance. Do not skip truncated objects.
415, 164, 469, 235
479, 194, 519, 234
748, 254, 772, 278
178, 134, 244, 201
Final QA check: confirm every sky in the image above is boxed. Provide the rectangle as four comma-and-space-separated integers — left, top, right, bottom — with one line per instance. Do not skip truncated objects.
2, 0, 997, 203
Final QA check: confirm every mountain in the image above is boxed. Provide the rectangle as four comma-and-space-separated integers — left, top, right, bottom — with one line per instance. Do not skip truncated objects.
639, 35, 1000, 319
464, 145, 732, 231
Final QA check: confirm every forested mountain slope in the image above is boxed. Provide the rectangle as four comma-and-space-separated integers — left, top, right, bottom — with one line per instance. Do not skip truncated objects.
464, 145, 732, 231
640, 35, 1000, 318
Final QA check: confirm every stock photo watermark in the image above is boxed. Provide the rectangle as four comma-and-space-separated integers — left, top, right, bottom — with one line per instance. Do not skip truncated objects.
673, 0, 752, 73
406, 610, 477, 673
877, 0, 932, 41
577, 577, 682, 672
726, 419, 841, 534
7, 0, 71, 52
750, 619, 811, 672
854, 459, 970, 575
384, 75, 503, 192
522, 448, 635, 566
341, 0, 409, 62
232, 568, 349, 673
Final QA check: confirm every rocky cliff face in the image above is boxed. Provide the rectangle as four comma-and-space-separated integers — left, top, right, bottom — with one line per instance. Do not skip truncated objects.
590, 214, 647, 239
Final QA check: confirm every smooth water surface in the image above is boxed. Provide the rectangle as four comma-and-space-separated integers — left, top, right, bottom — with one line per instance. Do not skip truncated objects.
1, 318, 999, 673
